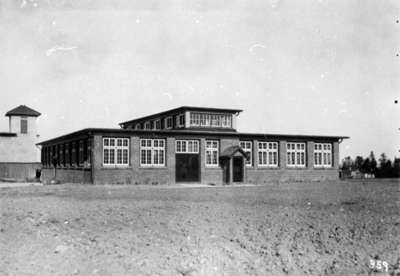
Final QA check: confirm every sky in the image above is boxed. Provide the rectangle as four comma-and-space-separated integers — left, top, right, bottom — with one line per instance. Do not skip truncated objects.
0, 0, 399, 161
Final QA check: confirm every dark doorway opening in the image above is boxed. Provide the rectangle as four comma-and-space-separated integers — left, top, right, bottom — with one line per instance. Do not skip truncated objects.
233, 157, 244, 182
176, 154, 200, 182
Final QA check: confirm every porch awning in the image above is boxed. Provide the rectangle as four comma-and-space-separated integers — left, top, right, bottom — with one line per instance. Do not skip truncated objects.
220, 145, 250, 160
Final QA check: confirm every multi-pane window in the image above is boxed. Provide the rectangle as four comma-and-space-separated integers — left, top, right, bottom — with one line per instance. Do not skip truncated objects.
176, 140, 199, 153
240, 141, 252, 167
205, 140, 219, 166
177, 114, 185, 127
135, 124, 141, 130
140, 139, 165, 167
165, 117, 173, 129
20, 117, 28, 134
103, 138, 129, 166
190, 113, 232, 128
314, 143, 332, 167
258, 142, 278, 167
287, 143, 306, 167
154, 120, 161, 130
144, 122, 151, 130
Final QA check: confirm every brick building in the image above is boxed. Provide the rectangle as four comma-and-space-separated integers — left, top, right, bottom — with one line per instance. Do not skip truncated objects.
38, 106, 348, 184
0, 105, 41, 180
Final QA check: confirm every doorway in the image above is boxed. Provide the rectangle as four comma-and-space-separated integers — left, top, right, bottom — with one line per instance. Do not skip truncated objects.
233, 157, 244, 182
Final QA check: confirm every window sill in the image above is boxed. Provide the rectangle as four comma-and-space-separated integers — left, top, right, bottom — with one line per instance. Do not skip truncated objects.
139, 166, 168, 169
313, 167, 334, 170
101, 166, 131, 170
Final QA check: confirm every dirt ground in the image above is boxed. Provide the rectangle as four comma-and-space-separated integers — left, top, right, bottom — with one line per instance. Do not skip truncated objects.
0, 179, 399, 276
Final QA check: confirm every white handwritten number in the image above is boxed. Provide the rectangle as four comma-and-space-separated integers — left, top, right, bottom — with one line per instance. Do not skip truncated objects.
369, 259, 389, 272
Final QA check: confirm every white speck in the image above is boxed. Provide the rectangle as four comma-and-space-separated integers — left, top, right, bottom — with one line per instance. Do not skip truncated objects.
136, 18, 140, 24
21, 0, 27, 8
321, 74, 325, 79
163, 92, 172, 100
52, 20, 56, 26
249, 43, 266, 53
46, 45, 78, 56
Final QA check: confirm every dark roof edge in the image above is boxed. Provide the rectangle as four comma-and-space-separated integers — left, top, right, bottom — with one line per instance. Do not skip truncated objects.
0, 132, 17, 137
119, 106, 243, 126
37, 127, 349, 145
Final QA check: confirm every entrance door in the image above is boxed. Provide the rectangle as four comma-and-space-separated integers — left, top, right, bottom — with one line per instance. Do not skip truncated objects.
233, 157, 244, 182
176, 154, 200, 182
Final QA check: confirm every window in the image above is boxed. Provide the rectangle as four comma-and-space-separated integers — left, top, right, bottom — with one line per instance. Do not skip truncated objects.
205, 140, 219, 166
240, 141, 252, 167
154, 119, 161, 130
177, 114, 185, 127
135, 124, 141, 130
165, 117, 173, 129
176, 140, 199, 153
140, 139, 165, 167
287, 142, 306, 167
189, 113, 232, 128
144, 122, 151, 130
314, 143, 332, 168
20, 117, 27, 134
103, 138, 129, 166
258, 142, 278, 167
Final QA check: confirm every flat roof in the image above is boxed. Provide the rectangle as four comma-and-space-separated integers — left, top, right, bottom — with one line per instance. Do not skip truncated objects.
119, 106, 243, 126
0, 132, 17, 137
37, 127, 349, 145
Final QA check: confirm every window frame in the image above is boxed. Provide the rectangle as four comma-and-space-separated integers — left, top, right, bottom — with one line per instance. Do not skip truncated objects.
176, 140, 199, 154
286, 142, 306, 168
144, 121, 151, 130
102, 137, 130, 167
240, 141, 253, 167
165, 117, 173, 129
176, 114, 185, 128
313, 143, 332, 168
258, 142, 279, 167
205, 140, 219, 167
140, 139, 166, 167
154, 119, 161, 130
20, 117, 28, 134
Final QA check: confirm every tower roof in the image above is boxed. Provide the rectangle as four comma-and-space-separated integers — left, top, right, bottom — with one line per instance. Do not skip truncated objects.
5, 105, 41, 117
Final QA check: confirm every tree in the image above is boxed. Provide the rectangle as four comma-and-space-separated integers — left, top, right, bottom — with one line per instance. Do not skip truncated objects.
369, 151, 377, 175
393, 158, 400, 178
354, 156, 364, 171
361, 158, 371, 174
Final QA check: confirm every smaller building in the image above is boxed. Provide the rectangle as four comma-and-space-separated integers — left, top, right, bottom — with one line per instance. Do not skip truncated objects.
38, 106, 348, 185
0, 105, 41, 180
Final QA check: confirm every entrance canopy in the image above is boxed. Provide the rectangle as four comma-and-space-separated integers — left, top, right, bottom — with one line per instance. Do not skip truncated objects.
220, 145, 250, 160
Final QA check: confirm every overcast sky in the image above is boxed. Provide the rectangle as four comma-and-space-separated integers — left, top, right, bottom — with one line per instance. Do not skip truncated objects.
0, 0, 399, 160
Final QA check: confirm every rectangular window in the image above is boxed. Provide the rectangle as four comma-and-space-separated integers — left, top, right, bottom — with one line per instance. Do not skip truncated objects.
189, 113, 232, 128
103, 138, 130, 166
287, 142, 306, 167
135, 123, 141, 130
258, 142, 278, 167
205, 140, 219, 166
176, 140, 199, 153
177, 114, 185, 127
20, 117, 28, 134
140, 139, 165, 167
144, 122, 151, 130
154, 119, 161, 130
240, 141, 252, 167
314, 143, 332, 168
165, 117, 173, 129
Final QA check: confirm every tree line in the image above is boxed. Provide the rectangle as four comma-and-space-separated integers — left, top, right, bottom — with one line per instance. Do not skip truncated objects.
341, 151, 400, 178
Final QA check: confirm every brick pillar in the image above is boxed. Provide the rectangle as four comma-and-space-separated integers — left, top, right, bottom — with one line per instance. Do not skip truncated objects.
279, 140, 286, 168
167, 137, 176, 184
253, 140, 259, 169
131, 136, 140, 168
200, 138, 206, 184
333, 141, 339, 169
307, 141, 314, 169
92, 135, 102, 184
229, 158, 233, 184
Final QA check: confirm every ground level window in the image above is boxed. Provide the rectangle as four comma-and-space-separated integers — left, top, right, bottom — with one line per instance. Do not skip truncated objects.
314, 143, 332, 167
205, 140, 219, 166
103, 138, 129, 166
176, 140, 199, 153
258, 142, 278, 167
140, 139, 165, 167
287, 142, 306, 167
240, 141, 252, 167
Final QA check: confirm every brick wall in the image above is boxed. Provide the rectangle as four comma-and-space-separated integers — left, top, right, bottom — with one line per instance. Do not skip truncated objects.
41, 168, 91, 184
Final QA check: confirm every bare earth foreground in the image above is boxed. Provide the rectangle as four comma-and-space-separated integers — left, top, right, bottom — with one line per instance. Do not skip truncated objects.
0, 180, 399, 276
